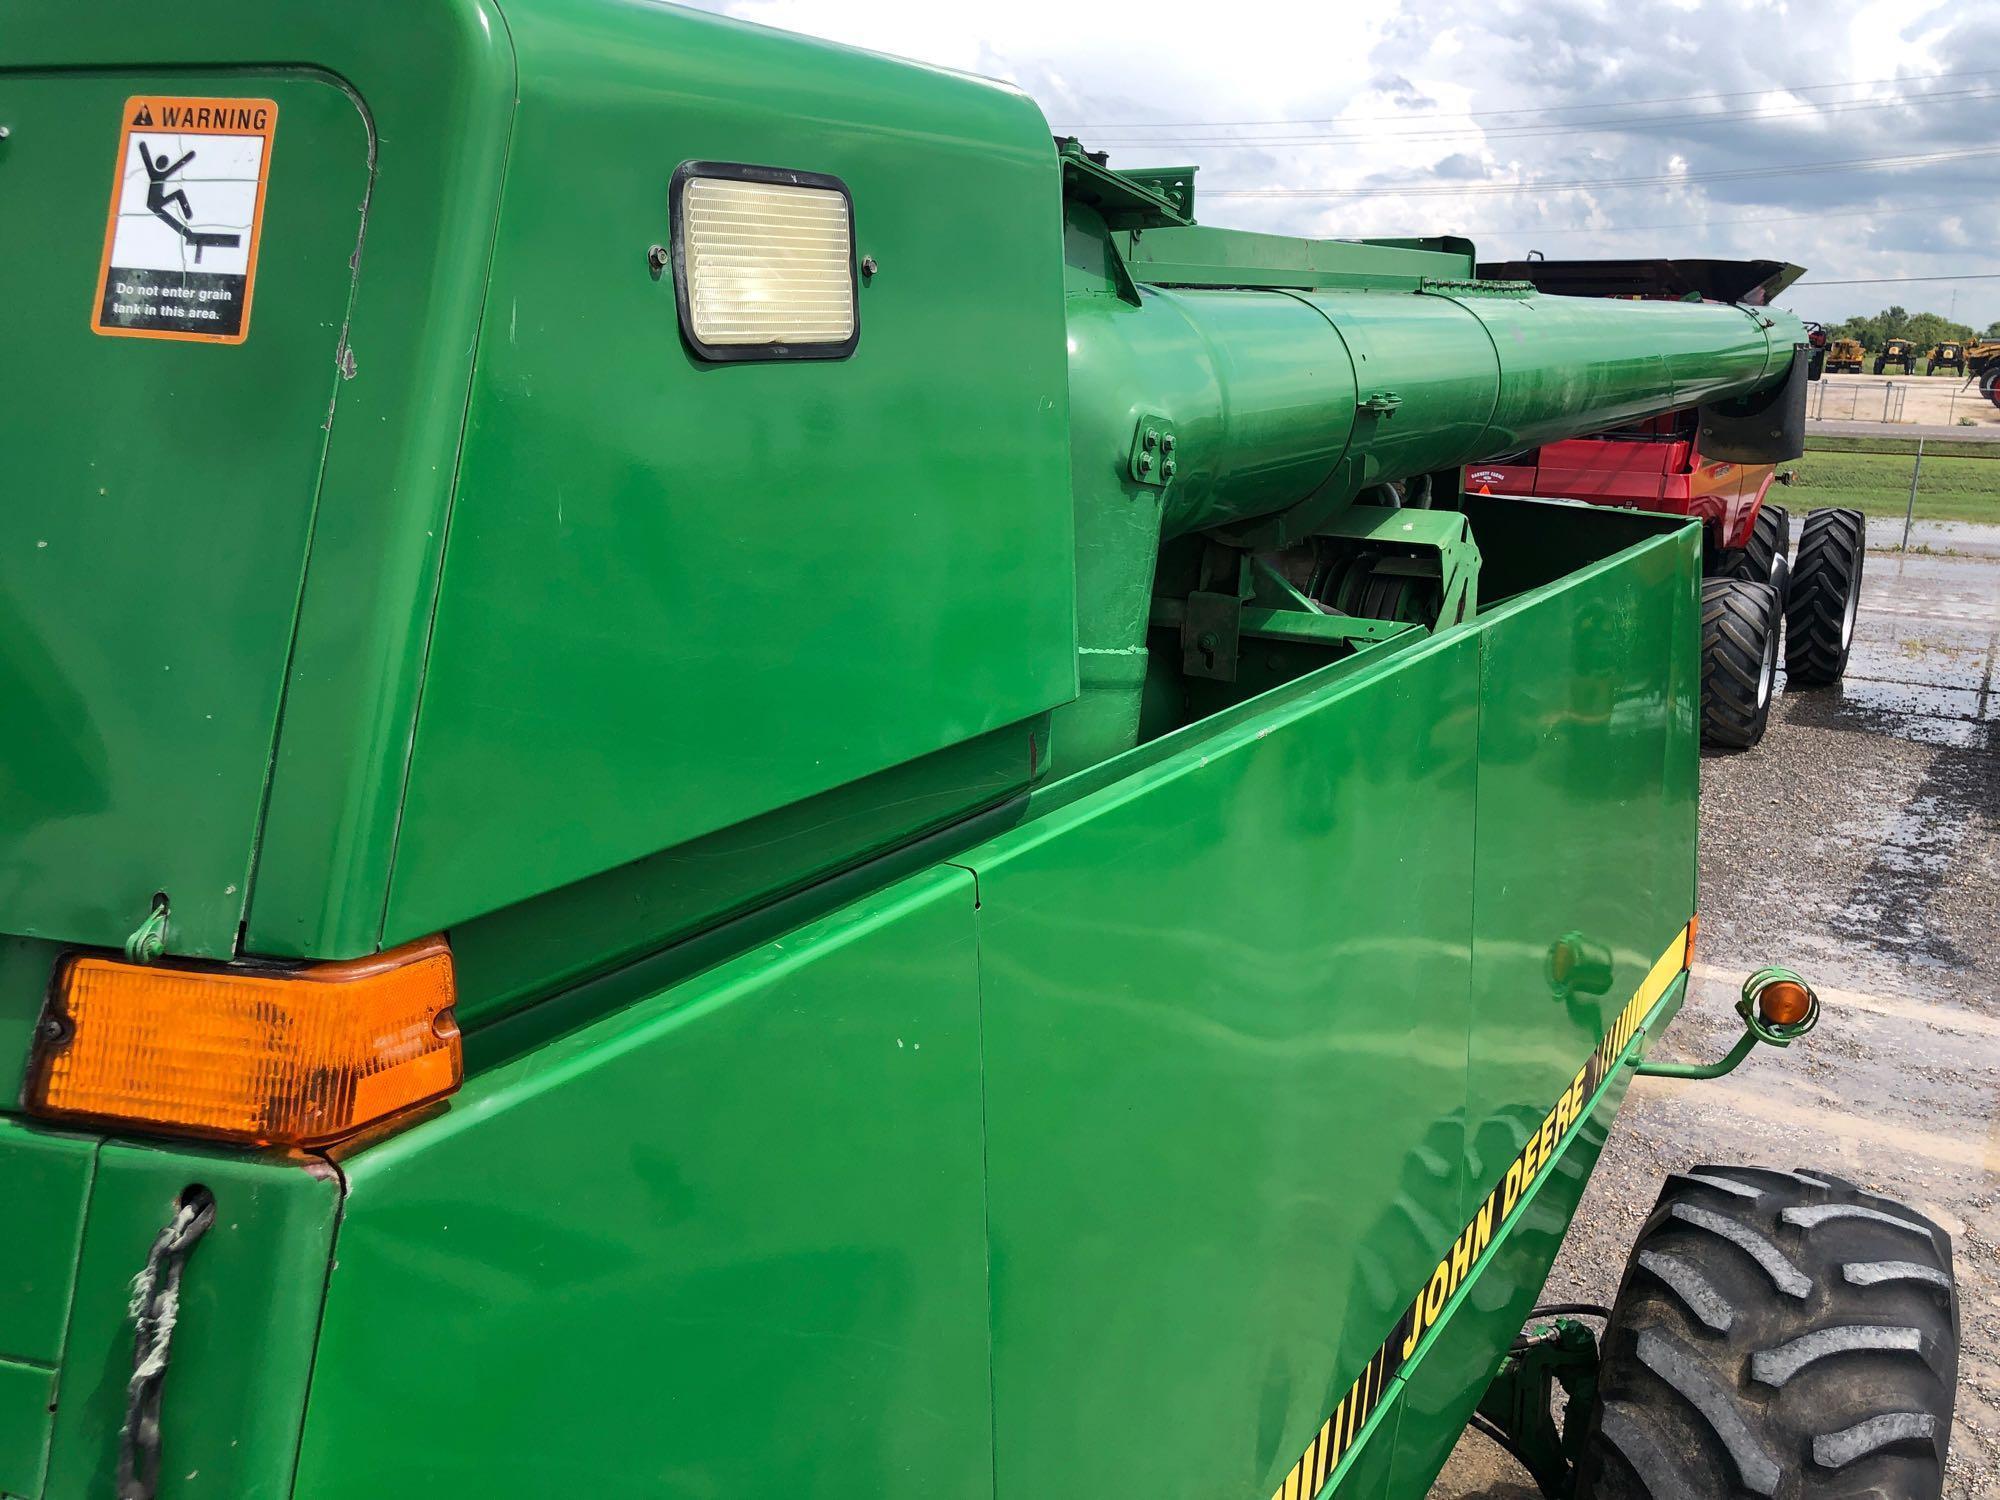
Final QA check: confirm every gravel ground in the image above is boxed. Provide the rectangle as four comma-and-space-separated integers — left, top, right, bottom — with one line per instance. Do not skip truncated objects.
1433, 534, 2000, 1497
1810, 373, 2000, 431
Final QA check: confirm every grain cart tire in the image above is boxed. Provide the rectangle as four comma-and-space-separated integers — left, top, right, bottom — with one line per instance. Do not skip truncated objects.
1785, 508, 1865, 686
1575, 1165, 1958, 1500
1701, 579, 1780, 750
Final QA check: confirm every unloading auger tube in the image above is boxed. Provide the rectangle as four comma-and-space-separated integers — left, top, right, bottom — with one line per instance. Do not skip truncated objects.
1059, 245, 1809, 767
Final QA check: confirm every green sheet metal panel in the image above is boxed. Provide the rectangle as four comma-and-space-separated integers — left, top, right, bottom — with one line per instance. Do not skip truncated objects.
960, 633, 1482, 1500
294, 868, 992, 1498
219, 0, 515, 960
0, 67, 371, 957
1379, 977, 1685, 1498
0, 939, 67, 1116
0, 1122, 94, 1368
0, 1357, 57, 1500
383, 0, 1075, 943
42, 1148, 339, 1500
445, 719, 1039, 1032
1462, 520, 1701, 1240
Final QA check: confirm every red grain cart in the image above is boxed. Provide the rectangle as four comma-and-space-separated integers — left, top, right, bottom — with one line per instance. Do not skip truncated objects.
1471, 260, 1861, 749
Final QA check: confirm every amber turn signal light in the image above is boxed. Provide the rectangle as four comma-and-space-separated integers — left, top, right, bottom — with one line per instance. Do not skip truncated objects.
1755, 978, 1813, 1028
27, 937, 460, 1147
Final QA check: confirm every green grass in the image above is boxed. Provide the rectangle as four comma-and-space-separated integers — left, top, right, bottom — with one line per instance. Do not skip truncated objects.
1785, 444, 2000, 525
1805, 434, 2000, 460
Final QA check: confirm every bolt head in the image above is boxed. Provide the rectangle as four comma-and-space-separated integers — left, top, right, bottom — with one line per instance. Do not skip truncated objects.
1136, 453, 1153, 474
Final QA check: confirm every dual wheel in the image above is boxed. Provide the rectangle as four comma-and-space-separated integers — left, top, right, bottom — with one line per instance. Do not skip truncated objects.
1701, 507, 1865, 750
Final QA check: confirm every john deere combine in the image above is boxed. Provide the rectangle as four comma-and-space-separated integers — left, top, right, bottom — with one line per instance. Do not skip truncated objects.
0, 3, 1958, 1498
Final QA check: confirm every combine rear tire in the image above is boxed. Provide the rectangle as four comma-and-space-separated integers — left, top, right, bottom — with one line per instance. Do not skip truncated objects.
1760, 505, 1792, 597
1714, 504, 1791, 594
1785, 508, 1865, 687
1575, 1166, 1958, 1500
1701, 579, 1780, 750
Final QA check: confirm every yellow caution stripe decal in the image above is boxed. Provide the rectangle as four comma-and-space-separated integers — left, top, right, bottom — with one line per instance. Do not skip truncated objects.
1267, 922, 1692, 1500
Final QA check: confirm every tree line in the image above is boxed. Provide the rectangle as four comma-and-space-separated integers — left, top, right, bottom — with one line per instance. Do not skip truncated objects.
1819, 305, 2000, 350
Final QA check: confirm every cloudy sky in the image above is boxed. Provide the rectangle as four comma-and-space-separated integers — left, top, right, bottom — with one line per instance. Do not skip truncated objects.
685, 0, 2000, 332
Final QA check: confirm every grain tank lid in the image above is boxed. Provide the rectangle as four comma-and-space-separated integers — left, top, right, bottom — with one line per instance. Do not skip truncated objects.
1474, 257, 1806, 307
1056, 138, 1195, 228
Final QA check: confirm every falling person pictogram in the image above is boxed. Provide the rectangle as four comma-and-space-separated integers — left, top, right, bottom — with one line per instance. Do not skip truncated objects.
137, 140, 241, 264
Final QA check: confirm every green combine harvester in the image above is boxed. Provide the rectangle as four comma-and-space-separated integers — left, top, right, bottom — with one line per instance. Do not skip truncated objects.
0, 3, 1959, 1498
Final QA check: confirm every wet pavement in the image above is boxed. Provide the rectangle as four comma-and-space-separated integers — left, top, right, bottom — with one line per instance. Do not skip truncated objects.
1887, 521, 2000, 561
1434, 537, 2000, 1497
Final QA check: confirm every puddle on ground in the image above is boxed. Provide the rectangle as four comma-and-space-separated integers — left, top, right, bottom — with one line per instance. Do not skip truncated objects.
1825, 738, 1996, 968
1783, 681, 1994, 750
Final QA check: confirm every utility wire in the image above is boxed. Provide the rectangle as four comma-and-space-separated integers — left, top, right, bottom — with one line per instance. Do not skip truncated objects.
1086, 88, 2000, 148
1069, 65, 2000, 130
1206, 145, 2000, 199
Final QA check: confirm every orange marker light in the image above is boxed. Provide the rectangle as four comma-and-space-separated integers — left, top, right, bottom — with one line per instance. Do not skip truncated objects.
1756, 978, 1813, 1028
28, 937, 460, 1147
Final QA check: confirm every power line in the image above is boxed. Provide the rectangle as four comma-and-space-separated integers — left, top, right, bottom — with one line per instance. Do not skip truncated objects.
1068, 66, 2000, 130
1794, 272, 2000, 285
1085, 87, 2000, 148
1205, 145, 2000, 199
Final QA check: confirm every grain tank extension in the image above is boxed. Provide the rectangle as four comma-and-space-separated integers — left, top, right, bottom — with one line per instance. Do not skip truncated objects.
0, 5, 1958, 1500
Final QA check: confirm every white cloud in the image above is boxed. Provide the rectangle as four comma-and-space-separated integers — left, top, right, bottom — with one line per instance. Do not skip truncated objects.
683, 0, 2000, 331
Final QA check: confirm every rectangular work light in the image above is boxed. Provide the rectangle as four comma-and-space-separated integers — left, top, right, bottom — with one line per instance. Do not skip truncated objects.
27, 936, 461, 1147
673, 162, 857, 358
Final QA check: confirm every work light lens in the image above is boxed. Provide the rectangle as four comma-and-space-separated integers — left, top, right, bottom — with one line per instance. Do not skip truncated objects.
680, 175, 854, 346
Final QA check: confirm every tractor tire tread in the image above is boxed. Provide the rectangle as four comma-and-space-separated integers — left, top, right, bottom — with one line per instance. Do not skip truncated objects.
1701, 579, 1778, 749
1713, 504, 1790, 589
1785, 509, 1864, 687
1575, 1166, 1958, 1500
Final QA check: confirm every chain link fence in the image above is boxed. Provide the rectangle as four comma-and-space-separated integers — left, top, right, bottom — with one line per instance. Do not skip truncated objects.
1787, 439, 2000, 540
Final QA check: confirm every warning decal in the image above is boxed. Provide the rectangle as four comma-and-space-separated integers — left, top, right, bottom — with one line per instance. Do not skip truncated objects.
92, 97, 277, 343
